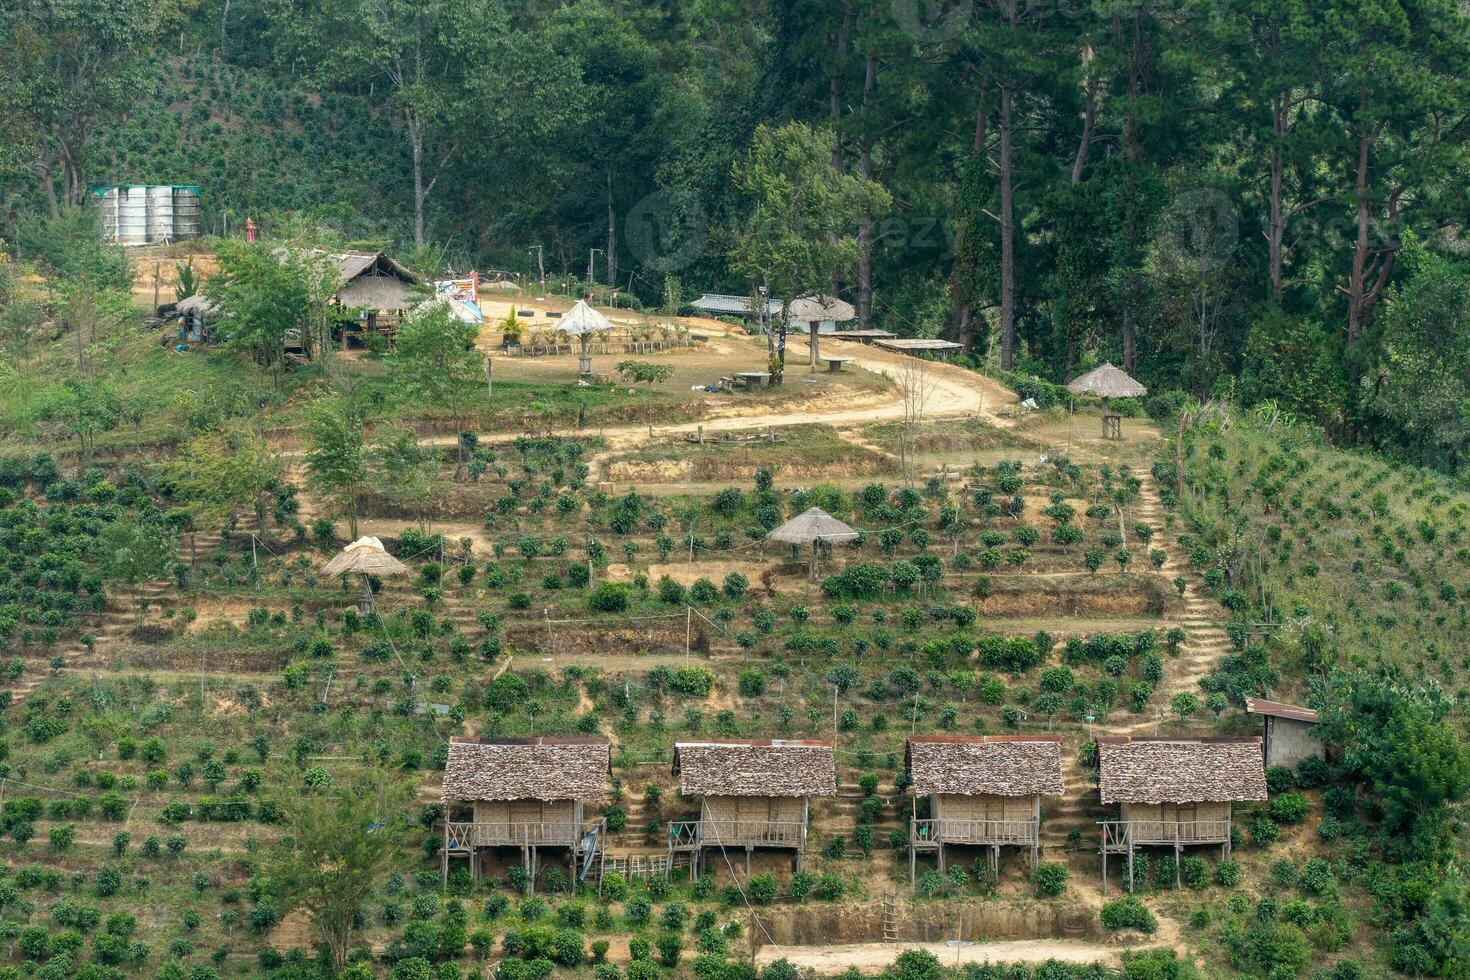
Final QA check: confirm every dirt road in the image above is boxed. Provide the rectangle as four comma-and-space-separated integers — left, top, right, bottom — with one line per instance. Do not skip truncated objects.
752, 937, 1140, 973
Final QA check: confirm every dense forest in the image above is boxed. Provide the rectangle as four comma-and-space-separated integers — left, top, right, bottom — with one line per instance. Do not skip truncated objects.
4, 0, 1470, 469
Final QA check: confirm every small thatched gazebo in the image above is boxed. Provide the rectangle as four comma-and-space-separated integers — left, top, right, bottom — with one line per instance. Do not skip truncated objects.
558, 300, 615, 376
766, 507, 860, 581
322, 536, 409, 613
1067, 363, 1147, 439
787, 294, 856, 368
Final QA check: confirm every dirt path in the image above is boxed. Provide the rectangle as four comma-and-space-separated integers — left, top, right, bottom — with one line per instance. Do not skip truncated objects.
752, 935, 1162, 973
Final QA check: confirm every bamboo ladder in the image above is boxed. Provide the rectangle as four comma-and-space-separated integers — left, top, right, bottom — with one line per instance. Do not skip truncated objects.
881, 894, 901, 942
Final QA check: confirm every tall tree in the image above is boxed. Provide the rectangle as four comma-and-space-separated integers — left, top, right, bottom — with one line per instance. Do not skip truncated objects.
0, 0, 177, 212
728, 122, 890, 385
261, 772, 414, 972
304, 394, 370, 540
390, 301, 481, 473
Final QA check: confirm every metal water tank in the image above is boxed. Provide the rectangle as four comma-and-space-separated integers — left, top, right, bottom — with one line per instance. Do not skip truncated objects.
172, 187, 201, 239
146, 184, 175, 243
117, 185, 149, 246
96, 188, 122, 242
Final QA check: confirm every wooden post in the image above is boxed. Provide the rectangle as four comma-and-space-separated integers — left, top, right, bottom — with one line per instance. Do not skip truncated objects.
485, 356, 493, 400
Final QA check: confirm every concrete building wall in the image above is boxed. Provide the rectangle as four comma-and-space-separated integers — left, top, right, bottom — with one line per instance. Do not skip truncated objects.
1265, 717, 1325, 769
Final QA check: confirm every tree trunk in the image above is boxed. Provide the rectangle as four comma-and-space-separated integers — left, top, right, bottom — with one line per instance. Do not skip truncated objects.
1071, 48, 1098, 185
1267, 91, 1287, 298
772, 300, 789, 386
1123, 8, 1144, 161
998, 82, 1016, 371
37, 144, 60, 219
410, 114, 426, 247
1346, 121, 1373, 346
606, 172, 618, 289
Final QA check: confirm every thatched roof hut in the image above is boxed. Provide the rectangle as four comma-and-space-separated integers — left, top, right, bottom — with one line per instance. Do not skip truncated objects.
441, 737, 611, 803
332, 252, 420, 311
1097, 736, 1266, 804
766, 507, 860, 581
1066, 363, 1148, 399
906, 736, 1065, 797
673, 739, 836, 798
1066, 363, 1147, 438
321, 536, 409, 578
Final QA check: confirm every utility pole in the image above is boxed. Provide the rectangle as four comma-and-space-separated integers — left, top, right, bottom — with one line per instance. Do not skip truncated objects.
587, 248, 603, 284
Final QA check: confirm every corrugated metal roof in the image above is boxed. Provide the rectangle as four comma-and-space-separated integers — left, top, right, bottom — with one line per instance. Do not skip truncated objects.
1245, 698, 1320, 723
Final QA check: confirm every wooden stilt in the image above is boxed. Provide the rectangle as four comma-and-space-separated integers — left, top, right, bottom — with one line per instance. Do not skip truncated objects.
745, 846, 752, 877
937, 843, 946, 878
1126, 845, 1134, 893
1174, 843, 1182, 890
1101, 849, 1107, 895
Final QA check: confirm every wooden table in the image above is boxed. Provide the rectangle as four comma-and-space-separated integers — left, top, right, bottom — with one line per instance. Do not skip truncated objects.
735, 371, 772, 389
823, 356, 853, 373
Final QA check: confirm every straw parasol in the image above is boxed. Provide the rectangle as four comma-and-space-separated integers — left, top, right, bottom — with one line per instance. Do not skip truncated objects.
1066, 363, 1147, 438
787, 294, 856, 368
322, 536, 409, 612
558, 300, 615, 375
766, 507, 860, 582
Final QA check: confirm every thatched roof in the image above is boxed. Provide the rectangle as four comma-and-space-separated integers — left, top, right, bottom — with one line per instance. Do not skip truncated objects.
1097, 737, 1266, 804
787, 294, 856, 322
321, 536, 410, 577
1246, 698, 1319, 723
673, 739, 836, 797
766, 508, 860, 546
557, 300, 614, 336
175, 294, 216, 315
1066, 363, 1147, 399
907, 736, 1065, 797
441, 737, 610, 802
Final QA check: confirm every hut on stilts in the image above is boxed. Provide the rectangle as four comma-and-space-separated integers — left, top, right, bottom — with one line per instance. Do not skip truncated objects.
321, 536, 409, 614
765, 508, 860, 582
1097, 736, 1266, 893
440, 737, 610, 891
1066, 363, 1147, 438
905, 735, 1064, 885
667, 739, 835, 879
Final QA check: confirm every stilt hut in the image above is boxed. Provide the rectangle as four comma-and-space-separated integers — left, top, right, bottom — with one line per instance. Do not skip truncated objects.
1097, 736, 1266, 892
905, 735, 1064, 884
766, 508, 860, 582
321, 536, 409, 614
1066, 363, 1147, 438
668, 739, 835, 879
1246, 699, 1326, 769
557, 300, 615, 376
440, 737, 610, 890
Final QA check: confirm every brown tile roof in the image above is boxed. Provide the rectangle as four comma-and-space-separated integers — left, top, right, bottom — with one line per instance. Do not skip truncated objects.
1245, 698, 1319, 723
1097, 737, 1267, 804
906, 736, 1065, 797
441, 737, 609, 803
673, 739, 836, 798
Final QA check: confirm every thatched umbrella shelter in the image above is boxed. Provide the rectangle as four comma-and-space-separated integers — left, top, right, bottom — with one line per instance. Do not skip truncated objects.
322, 536, 409, 613
558, 300, 615, 376
787, 294, 856, 368
766, 507, 860, 581
1067, 363, 1147, 439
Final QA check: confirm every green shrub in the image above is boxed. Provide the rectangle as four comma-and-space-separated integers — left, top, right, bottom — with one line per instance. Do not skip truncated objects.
1100, 896, 1157, 933
587, 582, 631, 613
1269, 792, 1309, 824
1033, 863, 1068, 898
1215, 860, 1242, 887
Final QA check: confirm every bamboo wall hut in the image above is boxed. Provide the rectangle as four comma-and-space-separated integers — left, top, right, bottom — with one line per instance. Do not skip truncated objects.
1246, 698, 1326, 769
329, 251, 420, 341
668, 739, 835, 877
905, 735, 1064, 882
441, 737, 610, 887
1097, 736, 1266, 891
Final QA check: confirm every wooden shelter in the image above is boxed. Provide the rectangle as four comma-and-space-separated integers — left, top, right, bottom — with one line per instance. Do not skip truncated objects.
873, 337, 964, 361
1066, 363, 1147, 439
557, 300, 615, 375
668, 739, 835, 878
321, 536, 409, 613
766, 507, 860, 582
905, 736, 1064, 882
1246, 698, 1326, 769
1097, 736, 1266, 892
440, 737, 610, 889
